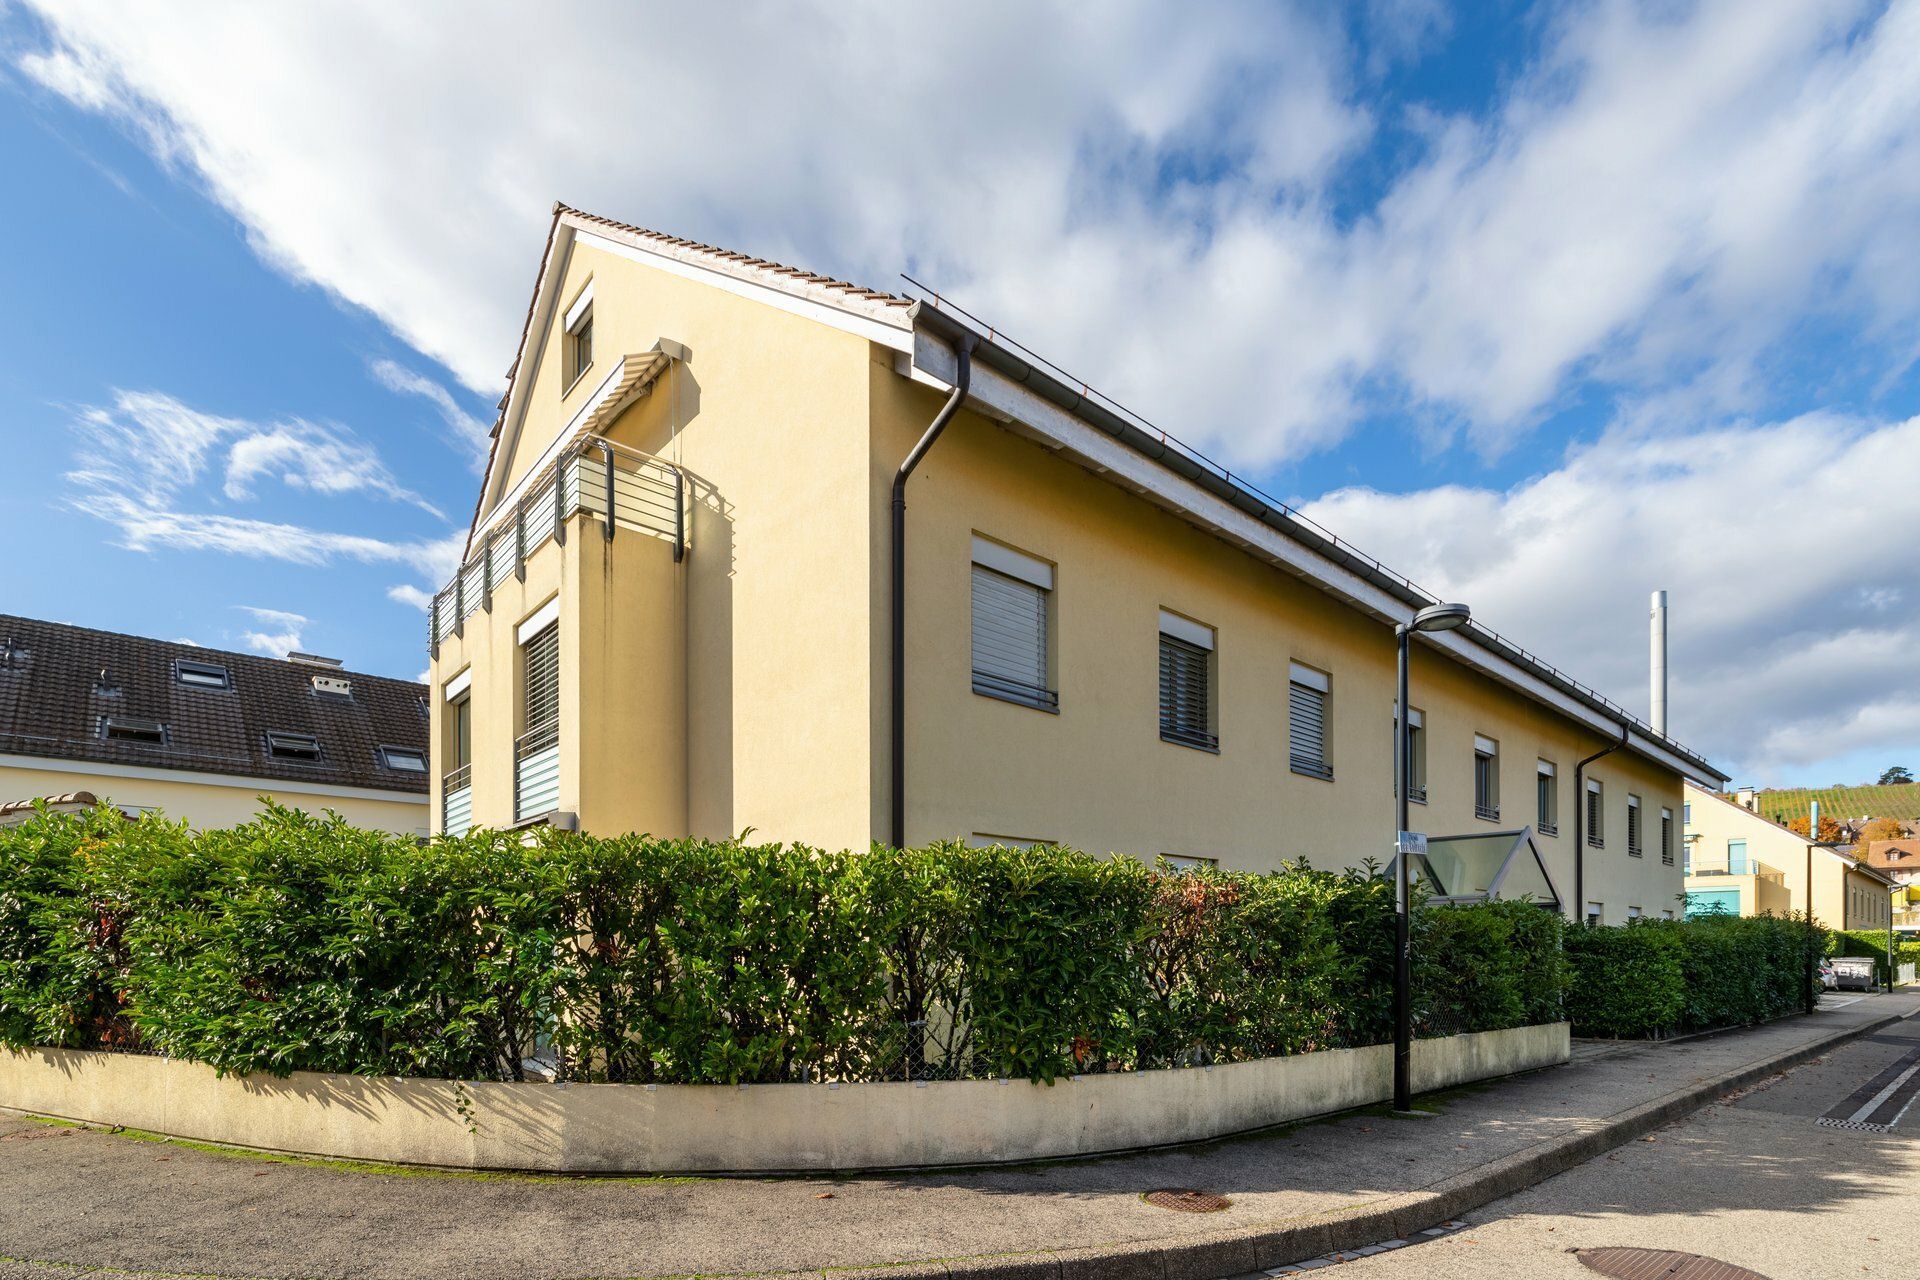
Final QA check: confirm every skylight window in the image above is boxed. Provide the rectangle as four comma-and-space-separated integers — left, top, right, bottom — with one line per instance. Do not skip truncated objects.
174, 658, 231, 690
100, 716, 166, 746
265, 730, 323, 762
378, 745, 428, 773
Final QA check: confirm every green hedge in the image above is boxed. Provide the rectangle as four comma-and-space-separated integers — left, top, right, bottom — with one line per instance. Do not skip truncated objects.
0, 805, 1568, 1084
1565, 914, 1823, 1038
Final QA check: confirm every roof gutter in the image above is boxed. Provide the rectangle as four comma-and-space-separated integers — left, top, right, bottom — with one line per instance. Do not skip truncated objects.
890, 336, 976, 849
910, 303, 1727, 787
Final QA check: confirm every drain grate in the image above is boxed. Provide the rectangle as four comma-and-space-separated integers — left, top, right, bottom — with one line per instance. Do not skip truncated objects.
1577, 1247, 1771, 1279
1816, 1116, 1892, 1133
1142, 1187, 1231, 1213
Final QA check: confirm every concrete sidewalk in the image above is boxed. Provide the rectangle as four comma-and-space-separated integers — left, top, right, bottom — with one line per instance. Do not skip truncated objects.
1, 991, 1914, 1280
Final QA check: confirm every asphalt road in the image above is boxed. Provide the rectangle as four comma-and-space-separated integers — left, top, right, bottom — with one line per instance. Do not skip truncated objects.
1283, 1009, 1920, 1279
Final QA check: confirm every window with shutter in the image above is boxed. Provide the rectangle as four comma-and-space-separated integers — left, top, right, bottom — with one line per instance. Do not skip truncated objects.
1627, 794, 1643, 857
1395, 704, 1426, 802
1289, 663, 1331, 779
1537, 759, 1558, 836
1586, 779, 1605, 848
522, 622, 560, 734
1473, 734, 1499, 820
1157, 610, 1215, 751
970, 549, 1055, 710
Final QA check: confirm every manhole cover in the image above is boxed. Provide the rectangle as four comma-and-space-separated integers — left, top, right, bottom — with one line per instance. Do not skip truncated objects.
1142, 1188, 1231, 1213
1577, 1247, 1771, 1279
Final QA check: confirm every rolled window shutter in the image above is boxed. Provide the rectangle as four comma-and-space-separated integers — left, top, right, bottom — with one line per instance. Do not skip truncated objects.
1289, 680, 1330, 776
1158, 634, 1213, 747
971, 566, 1051, 705
523, 623, 560, 730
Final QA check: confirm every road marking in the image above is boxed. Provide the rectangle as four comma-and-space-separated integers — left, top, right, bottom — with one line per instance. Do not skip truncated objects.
1851, 1059, 1920, 1124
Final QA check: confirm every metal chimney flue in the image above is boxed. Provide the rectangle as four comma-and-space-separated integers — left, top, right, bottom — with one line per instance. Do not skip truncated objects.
1650, 589, 1668, 736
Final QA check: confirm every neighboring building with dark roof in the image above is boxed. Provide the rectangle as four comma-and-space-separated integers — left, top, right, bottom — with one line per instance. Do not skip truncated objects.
0, 615, 429, 834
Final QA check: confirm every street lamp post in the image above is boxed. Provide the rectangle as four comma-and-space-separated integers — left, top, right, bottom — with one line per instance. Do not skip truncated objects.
1394, 600, 1471, 1114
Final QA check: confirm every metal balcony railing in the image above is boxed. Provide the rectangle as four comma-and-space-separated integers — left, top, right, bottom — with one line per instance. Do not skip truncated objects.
514, 719, 560, 822
429, 436, 684, 655
1686, 857, 1784, 884
442, 764, 472, 837
1475, 803, 1500, 822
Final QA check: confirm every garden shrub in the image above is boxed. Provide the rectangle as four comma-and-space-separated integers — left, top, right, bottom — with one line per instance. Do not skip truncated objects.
0, 804, 1573, 1085
1565, 913, 1821, 1038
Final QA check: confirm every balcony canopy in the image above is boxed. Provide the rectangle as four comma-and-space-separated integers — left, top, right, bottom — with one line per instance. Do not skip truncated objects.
1386, 827, 1561, 910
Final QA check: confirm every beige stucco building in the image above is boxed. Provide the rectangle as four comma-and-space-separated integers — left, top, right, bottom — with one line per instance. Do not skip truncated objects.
426, 204, 1727, 921
0, 616, 430, 835
1682, 781, 1893, 930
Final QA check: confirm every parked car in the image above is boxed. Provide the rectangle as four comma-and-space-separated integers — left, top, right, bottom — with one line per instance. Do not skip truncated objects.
1816, 958, 1837, 990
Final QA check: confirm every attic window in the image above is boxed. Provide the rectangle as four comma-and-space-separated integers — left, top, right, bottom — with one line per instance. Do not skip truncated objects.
310, 674, 353, 699
265, 730, 323, 762
563, 282, 594, 387
175, 658, 231, 690
378, 745, 428, 774
100, 716, 166, 746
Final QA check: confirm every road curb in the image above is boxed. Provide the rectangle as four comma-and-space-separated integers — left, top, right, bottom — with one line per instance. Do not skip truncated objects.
921, 1008, 1910, 1280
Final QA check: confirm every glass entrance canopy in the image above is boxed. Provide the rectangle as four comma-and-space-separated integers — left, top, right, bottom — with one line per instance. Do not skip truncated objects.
1386, 828, 1562, 910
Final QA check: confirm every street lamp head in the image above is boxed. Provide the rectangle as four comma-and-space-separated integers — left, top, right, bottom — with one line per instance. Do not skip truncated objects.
1412, 601, 1471, 633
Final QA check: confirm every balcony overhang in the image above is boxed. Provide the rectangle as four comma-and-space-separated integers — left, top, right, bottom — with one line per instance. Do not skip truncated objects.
476, 341, 686, 546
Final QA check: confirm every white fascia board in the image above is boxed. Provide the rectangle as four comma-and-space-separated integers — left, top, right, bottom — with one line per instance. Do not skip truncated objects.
571, 227, 913, 352
0, 754, 428, 805
485, 228, 576, 519
907, 330, 1710, 781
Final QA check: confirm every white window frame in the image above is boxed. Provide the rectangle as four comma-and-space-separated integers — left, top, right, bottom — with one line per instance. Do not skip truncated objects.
562, 280, 594, 390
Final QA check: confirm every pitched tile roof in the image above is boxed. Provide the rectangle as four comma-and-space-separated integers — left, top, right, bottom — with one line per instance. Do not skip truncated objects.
0, 615, 429, 795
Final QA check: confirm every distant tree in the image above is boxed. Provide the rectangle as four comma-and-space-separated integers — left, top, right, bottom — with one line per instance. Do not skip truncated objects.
1881, 766, 1914, 785
1787, 814, 1845, 843
1858, 817, 1905, 847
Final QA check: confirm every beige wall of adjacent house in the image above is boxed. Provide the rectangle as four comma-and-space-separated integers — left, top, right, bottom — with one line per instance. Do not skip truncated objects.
869, 374, 1686, 914
1683, 782, 1891, 929
0, 760, 427, 835
436, 236, 880, 849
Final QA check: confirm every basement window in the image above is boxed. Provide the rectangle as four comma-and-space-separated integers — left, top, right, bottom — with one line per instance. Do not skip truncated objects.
265, 730, 323, 762
99, 716, 166, 746
174, 658, 231, 690
378, 745, 428, 774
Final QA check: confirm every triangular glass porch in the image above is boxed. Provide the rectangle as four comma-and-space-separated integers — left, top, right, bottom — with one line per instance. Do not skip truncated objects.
1385, 827, 1562, 911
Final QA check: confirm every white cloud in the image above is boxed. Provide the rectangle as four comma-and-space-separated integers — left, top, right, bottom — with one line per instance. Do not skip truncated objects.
1298, 413, 1920, 781
15, 0, 1920, 465
61, 389, 463, 583
370, 359, 491, 470
234, 605, 306, 658
386, 583, 433, 612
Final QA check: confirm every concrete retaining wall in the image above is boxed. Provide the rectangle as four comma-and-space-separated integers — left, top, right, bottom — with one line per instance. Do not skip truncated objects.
0, 1022, 1568, 1173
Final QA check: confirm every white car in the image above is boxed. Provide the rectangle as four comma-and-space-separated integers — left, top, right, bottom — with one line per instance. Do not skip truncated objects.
1816, 958, 1837, 990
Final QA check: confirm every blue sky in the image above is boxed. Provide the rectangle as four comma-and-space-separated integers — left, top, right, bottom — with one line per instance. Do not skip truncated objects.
1, 0, 1916, 788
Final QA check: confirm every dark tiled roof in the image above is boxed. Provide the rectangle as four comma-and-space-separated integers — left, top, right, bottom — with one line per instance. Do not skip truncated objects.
0, 615, 429, 794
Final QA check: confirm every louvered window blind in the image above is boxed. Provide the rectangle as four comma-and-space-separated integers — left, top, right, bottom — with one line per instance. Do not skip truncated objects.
1288, 664, 1331, 778
523, 622, 560, 733
1627, 796, 1643, 857
1586, 780, 1605, 848
1158, 633, 1215, 750
971, 565, 1054, 709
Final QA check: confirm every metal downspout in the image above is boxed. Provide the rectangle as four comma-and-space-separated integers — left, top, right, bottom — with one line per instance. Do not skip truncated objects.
890, 337, 976, 849
1572, 726, 1629, 922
